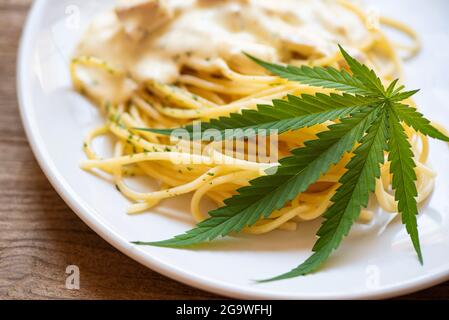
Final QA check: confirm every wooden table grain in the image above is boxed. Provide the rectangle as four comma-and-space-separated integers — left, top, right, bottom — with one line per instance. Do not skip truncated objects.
0, 0, 447, 300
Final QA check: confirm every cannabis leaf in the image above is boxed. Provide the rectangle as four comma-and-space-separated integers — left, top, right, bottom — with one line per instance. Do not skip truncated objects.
388, 105, 423, 263
134, 46, 449, 280
136, 106, 381, 247
140, 93, 379, 140
259, 107, 389, 281
244, 52, 374, 96
392, 103, 449, 141
338, 45, 386, 96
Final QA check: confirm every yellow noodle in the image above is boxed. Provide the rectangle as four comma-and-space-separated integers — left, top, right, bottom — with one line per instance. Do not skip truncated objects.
73, 0, 437, 237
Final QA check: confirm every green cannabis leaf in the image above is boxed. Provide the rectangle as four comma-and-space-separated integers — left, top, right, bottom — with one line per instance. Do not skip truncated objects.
392, 102, 449, 141
388, 105, 423, 263
259, 107, 389, 281
135, 106, 380, 247
338, 45, 386, 96
134, 46, 449, 280
141, 93, 379, 140
243, 51, 374, 96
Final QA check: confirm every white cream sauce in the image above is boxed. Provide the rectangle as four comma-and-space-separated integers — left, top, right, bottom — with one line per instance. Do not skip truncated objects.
75, 0, 369, 103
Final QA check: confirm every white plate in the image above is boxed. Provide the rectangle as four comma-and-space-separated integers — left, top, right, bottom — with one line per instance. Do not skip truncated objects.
17, 0, 449, 299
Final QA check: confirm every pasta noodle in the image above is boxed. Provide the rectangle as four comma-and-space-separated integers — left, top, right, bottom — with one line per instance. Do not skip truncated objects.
73, 0, 435, 234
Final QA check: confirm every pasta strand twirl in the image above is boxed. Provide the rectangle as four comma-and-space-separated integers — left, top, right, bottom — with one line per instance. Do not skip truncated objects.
72, 0, 434, 235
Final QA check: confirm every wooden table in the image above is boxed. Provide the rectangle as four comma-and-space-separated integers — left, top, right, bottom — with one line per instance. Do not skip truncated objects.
0, 0, 447, 300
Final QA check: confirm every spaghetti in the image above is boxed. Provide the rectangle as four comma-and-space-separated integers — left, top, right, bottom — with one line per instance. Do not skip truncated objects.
73, 0, 434, 234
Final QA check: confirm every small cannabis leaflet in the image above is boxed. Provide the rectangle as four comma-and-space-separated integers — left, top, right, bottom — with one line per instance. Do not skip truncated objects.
135, 46, 449, 281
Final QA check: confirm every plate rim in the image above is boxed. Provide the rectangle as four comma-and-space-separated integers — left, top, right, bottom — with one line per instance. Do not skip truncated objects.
16, 0, 449, 300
